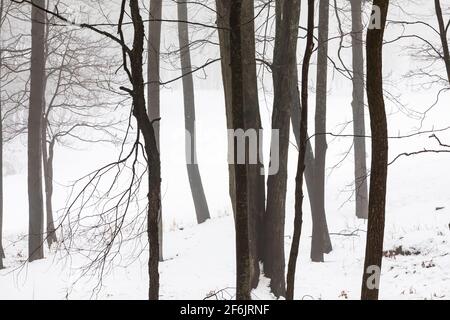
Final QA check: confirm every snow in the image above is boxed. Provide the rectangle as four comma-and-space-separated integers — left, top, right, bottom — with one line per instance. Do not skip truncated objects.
1, 89, 450, 300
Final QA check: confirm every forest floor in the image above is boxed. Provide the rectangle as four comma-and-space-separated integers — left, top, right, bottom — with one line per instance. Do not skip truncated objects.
0, 207, 449, 300
1, 90, 449, 299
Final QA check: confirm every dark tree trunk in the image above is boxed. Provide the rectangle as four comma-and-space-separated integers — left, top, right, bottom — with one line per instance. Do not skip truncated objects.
311, 0, 331, 262
127, 0, 162, 300
215, 0, 236, 218
361, 0, 389, 301
435, 0, 450, 84
28, 0, 46, 262
147, 0, 163, 262
240, 0, 265, 290
229, 0, 251, 300
350, 0, 369, 219
264, 0, 301, 298
291, 74, 332, 257
41, 121, 57, 247
40, 10, 57, 248
177, 0, 211, 224
286, 0, 314, 300
0, 0, 5, 270
216, 0, 265, 289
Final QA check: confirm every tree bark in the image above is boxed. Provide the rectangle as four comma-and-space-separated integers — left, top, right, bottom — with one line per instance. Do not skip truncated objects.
41, 120, 57, 247
28, 0, 46, 262
147, 0, 163, 262
286, 0, 314, 300
215, 0, 236, 218
311, 0, 330, 262
216, 0, 265, 289
264, 0, 301, 298
229, 0, 251, 300
361, 0, 389, 301
40, 8, 57, 248
435, 0, 450, 84
291, 73, 333, 257
177, 1, 211, 224
241, 0, 265, 290
128, 0, 162, 300
350, 0, 369, 219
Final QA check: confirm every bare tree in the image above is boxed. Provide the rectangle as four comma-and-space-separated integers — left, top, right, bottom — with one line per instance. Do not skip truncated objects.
216, 0, 265, 289
229, 0, 251, 300
361, 0, 390, 301
10, 0, 164, 299
28, 0, 46, 262
0, 11, 30, 148
122, 0, 162, 300
434, 0, 450, 83
255, 0, 332, 263
311, 0, 331, 262
389, 1, 449, 92
215, 0, 236, 218
350, 0, 369, 219
291, 67, 333, 262
264, 0, 301, 297
41, 17, 122, 247
286, 0, 314, 300
177, 0, 210, 224
41, 9, 60, 247
147, 0, 163, 262
241, 0, 266, 290
1, 0, 34, 267
41, 122, 56, 246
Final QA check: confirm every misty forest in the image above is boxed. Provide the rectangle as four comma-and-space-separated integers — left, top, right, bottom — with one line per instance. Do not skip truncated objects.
0, 0, 449, 300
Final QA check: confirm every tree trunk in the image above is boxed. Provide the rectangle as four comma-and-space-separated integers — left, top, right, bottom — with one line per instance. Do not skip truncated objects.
0, 0, 5, 270
361, 0, 389, 301
286, 0, 314, 300
350, 0, 369, 219
41, 10, 57, 248
28, 0, 46, 262
128, 0, 162, 300
215, 0, 236, 218
229, 0, 251, 300
240, 0, 265, 290
435, 0, 450, 84
264, 0, 301, 298
291, 73, 333, 257
216, 0, 265, 289
41, 126, 57, 247
147, 0, 163, 262
311, 0, 330, 262
177, 1, 211, 224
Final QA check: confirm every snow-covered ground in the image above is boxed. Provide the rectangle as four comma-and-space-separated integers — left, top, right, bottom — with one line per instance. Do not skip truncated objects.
1, 89, 449, 300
